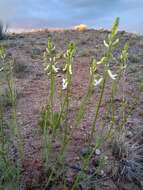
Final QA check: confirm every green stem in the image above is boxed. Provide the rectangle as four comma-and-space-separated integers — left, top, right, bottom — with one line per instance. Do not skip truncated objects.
90, 71, 107, 142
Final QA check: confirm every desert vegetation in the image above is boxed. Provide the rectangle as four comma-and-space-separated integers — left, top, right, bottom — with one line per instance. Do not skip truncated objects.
0, 21, 8, 40
0, 18, 143, 190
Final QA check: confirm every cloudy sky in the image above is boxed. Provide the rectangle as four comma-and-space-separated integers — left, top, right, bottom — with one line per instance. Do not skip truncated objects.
0, 0, 143, 33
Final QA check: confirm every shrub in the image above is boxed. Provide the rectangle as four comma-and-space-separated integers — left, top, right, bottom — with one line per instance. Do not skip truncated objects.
0, 21, 8, 40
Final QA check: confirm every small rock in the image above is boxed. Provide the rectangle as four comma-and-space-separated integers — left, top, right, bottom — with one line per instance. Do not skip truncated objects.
126, 131, 133, 138
104, 156, 108, 160
32, 48, 42, 55
95, 149, 101, 155
101, 170, 105, 176
76, 157, 80, 161
17, 112, 21, 116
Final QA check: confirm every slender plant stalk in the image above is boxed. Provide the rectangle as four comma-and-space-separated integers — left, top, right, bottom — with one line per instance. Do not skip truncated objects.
90, 70, 108, 142
60, 42, 76, 155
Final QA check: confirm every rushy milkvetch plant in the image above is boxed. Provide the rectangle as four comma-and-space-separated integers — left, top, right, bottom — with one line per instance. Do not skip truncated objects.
108, 43, 129, 143
41, 17, 129, 190
62, 42, 76, 89
61, 42, 76, 149
103, 42, 129, 141
119, 43, 129, 130
70, 18, 129, 189
42, 37, 64, 135
0, 46, 23, 154
42, 37, 60, 166
0, 46, 22, 189
43, 37, 59, 107
89, 17, 129, 142
41, 38, 77, 188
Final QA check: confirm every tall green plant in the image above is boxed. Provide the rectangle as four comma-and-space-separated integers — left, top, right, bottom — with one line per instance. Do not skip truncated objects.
41, 17, 129, 190
71, 17, 129, 189
0, 46, 22, 189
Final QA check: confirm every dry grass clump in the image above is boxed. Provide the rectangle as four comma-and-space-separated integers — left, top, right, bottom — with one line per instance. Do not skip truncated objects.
112, 129, 143, 189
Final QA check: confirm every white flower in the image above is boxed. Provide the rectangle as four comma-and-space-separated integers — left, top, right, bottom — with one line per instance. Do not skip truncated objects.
69, 64, 72, 75
44, 65, 49, 71
0, 67, 3, 72
44, 64, 59, 75
93, 78, 103, 86
62, 78, 68, 90
52, 65, 59, 73
107, 69, 117, 80
104, 40, 109, 48
49, 58, 52, 62
63, 64, 67, 72
63, 64, 72, 75
97, 57, 107, 65
101, 170, 105, 176
112, 38, 119, 46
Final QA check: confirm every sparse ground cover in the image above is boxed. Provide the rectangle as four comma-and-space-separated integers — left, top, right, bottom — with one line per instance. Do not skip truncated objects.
0, 19, 143, 190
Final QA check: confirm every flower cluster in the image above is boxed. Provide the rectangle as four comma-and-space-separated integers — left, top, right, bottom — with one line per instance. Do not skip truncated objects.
62, 42, 76, 90
90, 58, 103, 87
119, 43, 129, 71
43, 37, 59, 75
89, 18, 121, 87
62, 78, 68, 90
0, 46, 6, 72
90, 56, 117, 88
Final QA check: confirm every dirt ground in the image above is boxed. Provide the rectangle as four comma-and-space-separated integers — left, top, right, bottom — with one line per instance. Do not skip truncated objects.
1, 29, 143, 189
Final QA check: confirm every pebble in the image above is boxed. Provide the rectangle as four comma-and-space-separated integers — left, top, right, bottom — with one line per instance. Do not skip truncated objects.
104, 156, 108, 160
126, 131, 133, 138
32, 48, 42, 55
101, 170, 105, 176
95, 149, 101, 155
